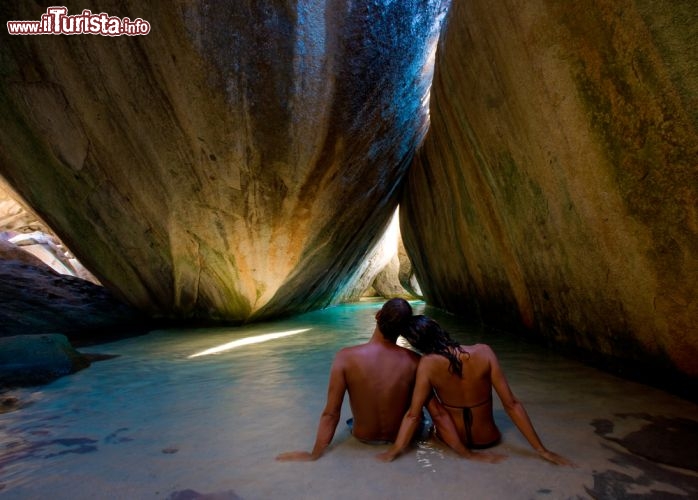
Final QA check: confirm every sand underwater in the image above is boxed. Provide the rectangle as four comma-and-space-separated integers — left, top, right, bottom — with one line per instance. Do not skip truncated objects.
1, 301, 696, 499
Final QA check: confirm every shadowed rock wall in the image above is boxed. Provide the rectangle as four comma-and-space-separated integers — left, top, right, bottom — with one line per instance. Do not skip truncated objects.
0, 1, 446, 321
402, 0, 697, 376
0, 239, 146, 342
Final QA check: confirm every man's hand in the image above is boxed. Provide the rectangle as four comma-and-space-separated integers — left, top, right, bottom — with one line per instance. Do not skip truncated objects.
276, 451, 317, 462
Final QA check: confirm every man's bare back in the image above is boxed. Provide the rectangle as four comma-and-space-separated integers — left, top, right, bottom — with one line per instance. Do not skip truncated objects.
337, 335, 419, 442
276, 299, 423, 461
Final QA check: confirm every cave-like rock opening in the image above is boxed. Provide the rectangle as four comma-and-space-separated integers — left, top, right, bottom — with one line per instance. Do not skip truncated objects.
0, 1, 695, 386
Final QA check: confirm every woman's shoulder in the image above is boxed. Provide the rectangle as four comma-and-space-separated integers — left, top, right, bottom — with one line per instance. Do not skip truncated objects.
469, 342, 493, 350
466, 343, 497, 359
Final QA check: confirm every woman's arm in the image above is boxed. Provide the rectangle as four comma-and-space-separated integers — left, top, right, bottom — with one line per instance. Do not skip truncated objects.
426, 397, 470, 456
488, 346, 574, 466
427, 397, 505, 463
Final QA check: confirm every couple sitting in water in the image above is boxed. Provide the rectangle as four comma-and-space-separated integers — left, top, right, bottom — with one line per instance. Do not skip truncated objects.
276, 298, 573, 466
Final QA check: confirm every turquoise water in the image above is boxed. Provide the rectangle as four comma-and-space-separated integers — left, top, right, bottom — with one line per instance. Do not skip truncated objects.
1, 301, 696, 499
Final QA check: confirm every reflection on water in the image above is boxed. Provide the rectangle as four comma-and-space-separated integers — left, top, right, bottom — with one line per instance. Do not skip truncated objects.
1, 301, 696, 500
415, 440, 445, 473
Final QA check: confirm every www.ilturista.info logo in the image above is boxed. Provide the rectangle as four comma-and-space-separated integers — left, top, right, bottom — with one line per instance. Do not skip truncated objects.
7, 6, 150, 36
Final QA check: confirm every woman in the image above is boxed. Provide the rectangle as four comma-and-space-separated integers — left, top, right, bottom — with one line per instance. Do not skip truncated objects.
377, 315, 573, 465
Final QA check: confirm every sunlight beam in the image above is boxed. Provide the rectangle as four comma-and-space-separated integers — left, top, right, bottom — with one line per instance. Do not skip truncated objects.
188, 328, 311, 358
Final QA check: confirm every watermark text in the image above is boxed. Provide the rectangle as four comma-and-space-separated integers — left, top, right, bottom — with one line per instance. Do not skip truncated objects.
7, 7, 150, 36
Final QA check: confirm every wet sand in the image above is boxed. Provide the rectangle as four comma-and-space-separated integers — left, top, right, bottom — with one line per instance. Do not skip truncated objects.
0, 302, 696, 499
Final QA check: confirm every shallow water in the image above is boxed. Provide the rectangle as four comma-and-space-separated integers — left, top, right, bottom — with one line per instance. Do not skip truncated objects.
1, 301, 697, 499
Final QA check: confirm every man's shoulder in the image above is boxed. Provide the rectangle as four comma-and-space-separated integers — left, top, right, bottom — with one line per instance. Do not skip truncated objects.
340, 342, 418, 360
334, 343, 370, 362
337, 343, 363, 356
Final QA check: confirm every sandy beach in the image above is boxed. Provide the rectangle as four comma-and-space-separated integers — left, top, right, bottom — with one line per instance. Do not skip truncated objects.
1, 302, 696, 499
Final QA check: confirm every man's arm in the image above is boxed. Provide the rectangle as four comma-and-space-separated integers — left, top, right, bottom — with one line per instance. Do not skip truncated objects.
276, 353, 347, 461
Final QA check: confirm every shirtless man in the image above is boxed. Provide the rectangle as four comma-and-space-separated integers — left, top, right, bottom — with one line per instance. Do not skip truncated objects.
276, 299, 502, 462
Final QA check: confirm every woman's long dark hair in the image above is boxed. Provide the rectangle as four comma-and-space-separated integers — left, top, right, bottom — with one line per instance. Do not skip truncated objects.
404, 315, 466, 377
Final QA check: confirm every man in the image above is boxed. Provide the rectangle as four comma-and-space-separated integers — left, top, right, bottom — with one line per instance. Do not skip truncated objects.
276, 298, 497, 461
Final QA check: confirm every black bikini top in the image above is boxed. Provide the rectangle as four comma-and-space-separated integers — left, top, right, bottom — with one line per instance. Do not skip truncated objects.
433, 389, 492, 410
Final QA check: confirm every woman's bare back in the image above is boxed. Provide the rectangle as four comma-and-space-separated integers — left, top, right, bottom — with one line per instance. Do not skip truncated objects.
424, 344, 502, 447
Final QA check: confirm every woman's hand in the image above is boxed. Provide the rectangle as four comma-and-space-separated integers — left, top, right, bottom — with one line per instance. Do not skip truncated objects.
537, 449, 576, 466
375, 448, 400, 462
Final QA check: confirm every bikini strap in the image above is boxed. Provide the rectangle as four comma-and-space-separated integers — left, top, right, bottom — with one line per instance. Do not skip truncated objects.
433, 389, 492, 410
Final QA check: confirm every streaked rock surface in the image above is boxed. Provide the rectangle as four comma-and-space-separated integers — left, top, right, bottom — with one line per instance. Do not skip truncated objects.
0, 1, 446, 321
402, 0, 697, 376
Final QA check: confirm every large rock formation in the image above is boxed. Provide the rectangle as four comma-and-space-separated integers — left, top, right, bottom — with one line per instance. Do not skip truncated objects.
0, 1, 446, 322
402, 0, 697, 377
0, 239, 147, 343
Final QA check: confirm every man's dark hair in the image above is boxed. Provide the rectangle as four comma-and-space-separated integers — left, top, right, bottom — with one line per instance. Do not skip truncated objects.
376, 298, 413, 342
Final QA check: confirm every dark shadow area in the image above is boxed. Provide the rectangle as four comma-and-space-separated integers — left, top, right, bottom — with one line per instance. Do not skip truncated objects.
0, 259, 154, 347
589, 413, 698, 499
592, 413, 698, 472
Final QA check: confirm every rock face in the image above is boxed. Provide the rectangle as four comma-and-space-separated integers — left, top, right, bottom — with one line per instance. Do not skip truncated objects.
0, 238, 45, 267
339, 209, 417, 301
0, 178, 46, 234
0, 1, 446, 321
1, 178, 98, 282
0, 334, 90, 387
7, 232, 98, 283
371, 256, 407, 299
397, 236, 422, 298
402, 0, 697, 377
0, 243, 147, 343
